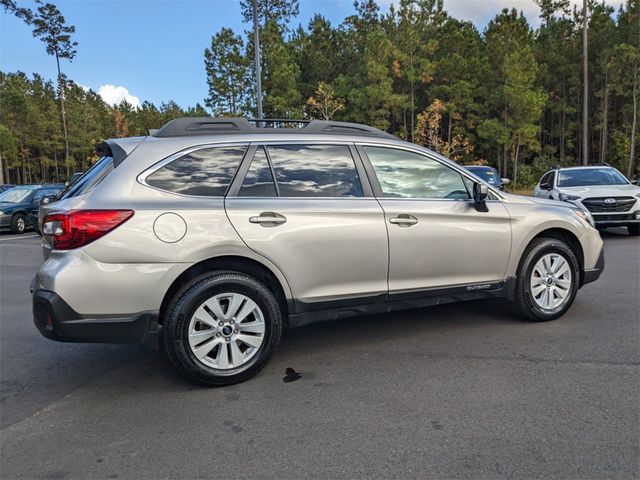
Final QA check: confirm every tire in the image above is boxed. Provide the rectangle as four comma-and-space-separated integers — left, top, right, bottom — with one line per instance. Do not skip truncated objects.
10, 213, 27, 234
162, 272, 283, 386
628, 224, 640, 236
513, 237, 580, 322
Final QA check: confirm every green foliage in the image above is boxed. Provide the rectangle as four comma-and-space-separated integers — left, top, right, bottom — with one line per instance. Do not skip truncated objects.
204, 28, 251, 115
0, 72, 203, 184
32, 2, 77, 61
2, 0, 639, 186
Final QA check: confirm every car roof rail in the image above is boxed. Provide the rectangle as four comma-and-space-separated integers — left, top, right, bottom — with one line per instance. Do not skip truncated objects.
561, 162, 613, 169
152, 117, 397, 139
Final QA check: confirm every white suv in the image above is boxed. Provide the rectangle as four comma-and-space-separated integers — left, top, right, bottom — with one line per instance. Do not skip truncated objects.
533, 165, 640, 236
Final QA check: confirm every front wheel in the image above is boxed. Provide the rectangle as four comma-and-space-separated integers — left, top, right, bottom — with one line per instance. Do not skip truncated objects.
513, 238, 580, 322
628, 224, 640, 236
162, 272, 283, 386
10, 214, 27, 234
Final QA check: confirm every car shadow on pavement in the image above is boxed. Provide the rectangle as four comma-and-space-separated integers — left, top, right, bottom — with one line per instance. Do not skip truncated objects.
599, 227, 634, 239
142, 297, 520, 388
54, 297, 519, 393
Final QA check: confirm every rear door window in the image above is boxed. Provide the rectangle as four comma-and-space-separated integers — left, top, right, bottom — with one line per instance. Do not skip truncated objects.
265, 144, 363, 197
238, 147, 277, 197
146, 146, 246, 196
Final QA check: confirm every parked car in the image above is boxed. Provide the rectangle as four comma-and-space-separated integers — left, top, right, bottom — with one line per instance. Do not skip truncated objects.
0, 184, 64, 234
33, 118, 604, 385
533, 165, 640, 236
0, 184, 16, 193
464, 166, 510, 191
66, 172, 83, 187
31, 186, 66, 235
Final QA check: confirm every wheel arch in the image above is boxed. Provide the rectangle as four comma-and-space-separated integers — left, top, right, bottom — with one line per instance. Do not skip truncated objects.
522, 228, 585, 285
159, 255, 292, 326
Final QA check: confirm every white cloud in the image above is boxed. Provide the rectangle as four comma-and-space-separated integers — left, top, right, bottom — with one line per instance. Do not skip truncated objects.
98, 84, 141, 108
443, 0, 626, 27
380, 0, 626, 28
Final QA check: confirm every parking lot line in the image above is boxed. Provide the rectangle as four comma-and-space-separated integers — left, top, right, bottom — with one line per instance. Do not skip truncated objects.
0, 234, 39, 242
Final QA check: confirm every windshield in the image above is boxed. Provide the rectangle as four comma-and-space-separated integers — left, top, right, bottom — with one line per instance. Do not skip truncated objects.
558, 168, 628, 187
468, 167, 500, 185
60, 156, 114, 199
0, 188, 34, 203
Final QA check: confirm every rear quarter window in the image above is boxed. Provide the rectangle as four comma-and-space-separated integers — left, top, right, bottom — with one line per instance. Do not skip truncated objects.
145, 146, 246, 196
61, 156, 114, 199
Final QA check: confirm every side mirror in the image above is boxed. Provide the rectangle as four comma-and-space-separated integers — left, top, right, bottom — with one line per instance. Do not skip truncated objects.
40, 195, 56, 206
631, 179, 639, 186
539, 182, 552, 190
473, 183, 489, 212
501, 178, 510, 185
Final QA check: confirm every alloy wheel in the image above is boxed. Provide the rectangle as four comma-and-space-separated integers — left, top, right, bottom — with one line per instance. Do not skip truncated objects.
187, 293, 265, 370
530, 253, 572, 310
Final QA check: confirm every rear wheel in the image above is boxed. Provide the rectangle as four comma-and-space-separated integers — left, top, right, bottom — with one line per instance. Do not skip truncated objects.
162, 272, 283, 386
628, 224, 640, 236
10, 214, 26, 234
513, 237, 579, 322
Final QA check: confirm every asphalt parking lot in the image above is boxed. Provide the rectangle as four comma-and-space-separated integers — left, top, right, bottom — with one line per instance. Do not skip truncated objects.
0, 231, 638, 479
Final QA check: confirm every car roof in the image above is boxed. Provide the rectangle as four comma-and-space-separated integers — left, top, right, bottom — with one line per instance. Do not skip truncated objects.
13, 184, 64, 190
556, 165, 615, 171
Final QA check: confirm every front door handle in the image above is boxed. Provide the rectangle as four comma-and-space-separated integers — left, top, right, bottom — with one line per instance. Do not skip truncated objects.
389, 214, 418, 227
249, 212, 287, 226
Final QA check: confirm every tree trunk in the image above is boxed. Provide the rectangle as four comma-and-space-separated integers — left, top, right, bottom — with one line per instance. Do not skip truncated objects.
582, 0, 589, 165
560, 79, 566, 163
0, 147, 4, 185
54, 148, 59, 182
19, 138, 26, 185
629, 60, 638, 178
410, 81, 415, 143
513, 137, 521, 189
56, 52, 71, 168
26, 151, 32, 183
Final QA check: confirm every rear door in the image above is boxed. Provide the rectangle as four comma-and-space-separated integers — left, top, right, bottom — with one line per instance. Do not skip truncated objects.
225, 143, 388, 310
359, 145, 512, 293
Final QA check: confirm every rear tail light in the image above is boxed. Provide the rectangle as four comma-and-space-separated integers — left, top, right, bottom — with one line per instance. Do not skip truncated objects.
43, 210, 134, 250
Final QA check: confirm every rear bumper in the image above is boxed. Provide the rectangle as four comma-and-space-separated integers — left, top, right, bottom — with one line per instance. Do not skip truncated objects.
32, 287, 159, 345
582, 248, 604, 286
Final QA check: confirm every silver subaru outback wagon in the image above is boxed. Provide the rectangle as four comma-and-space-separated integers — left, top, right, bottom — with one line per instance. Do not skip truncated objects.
32, 118, 604, 385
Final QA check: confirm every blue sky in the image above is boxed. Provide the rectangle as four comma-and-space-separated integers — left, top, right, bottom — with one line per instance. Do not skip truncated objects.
0, 0, 624, 109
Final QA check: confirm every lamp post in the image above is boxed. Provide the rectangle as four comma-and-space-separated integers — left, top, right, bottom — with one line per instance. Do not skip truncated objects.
252, 0, 263, 124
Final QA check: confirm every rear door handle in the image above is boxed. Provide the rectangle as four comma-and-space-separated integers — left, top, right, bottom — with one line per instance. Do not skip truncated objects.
389, 214, 418, 227
249, 212, 287, 226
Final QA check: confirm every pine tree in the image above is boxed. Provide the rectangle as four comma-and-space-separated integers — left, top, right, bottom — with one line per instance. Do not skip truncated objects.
205, 28, 252, 116
31, 2, 78, 173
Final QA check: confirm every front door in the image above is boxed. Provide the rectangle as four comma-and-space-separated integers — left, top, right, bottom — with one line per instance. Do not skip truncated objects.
225, 143, 389, 310
359, 145, 512, 293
